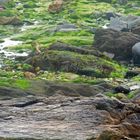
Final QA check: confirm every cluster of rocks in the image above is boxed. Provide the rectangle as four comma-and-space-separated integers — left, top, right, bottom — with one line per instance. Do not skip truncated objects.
93, 28, 140, 62
92, 12, 140, 66
23, 25, 140, 74
107, 15, 140, 32
92, 0, 140, 66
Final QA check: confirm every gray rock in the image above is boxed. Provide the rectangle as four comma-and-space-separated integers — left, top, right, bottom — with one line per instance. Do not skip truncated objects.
55, 22, 77, 32
89, 27, 97, 33
0, 93, 139, 140
103, 51, 115, 59
108, 15, 140, 31
132, 42, 140, 66
105, 12, 117, 20
0, 87, 28, 99
117, 0, 128, 5
108, 16, 128, 31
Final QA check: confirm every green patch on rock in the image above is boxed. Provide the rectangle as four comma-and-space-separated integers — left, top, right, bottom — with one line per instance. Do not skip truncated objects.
14, 79, 30, 89
0, 70, 30, 89
25, 49, 126, 78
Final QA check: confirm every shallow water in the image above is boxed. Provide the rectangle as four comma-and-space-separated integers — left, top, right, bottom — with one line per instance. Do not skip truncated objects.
0, 22, 39, 57
21, 21, 40, 31
0, 38, 28, 67
130, 85, 140, 90
102, 23, 109, 29
0, 21, 40, 67
0, 38, 22, 49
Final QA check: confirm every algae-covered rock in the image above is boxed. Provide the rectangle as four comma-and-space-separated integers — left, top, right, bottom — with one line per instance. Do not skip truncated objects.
24, 42, 124, 78
0, 16, 22, 25
48, 42, 104, 57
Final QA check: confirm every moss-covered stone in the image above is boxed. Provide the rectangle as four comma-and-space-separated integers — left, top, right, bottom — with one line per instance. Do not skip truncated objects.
23, 42, 126, 78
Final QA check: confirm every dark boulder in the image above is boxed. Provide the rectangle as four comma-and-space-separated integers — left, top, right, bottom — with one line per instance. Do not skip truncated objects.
132, 42, 140, 66
93, 29, 140, 61
105, 12, 118, 20
132, 26, 140, 35
114, 85, 130, 94
125, 70, 140, 78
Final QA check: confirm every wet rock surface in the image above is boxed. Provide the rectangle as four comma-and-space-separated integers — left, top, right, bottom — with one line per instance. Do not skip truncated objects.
0, 85, 140, 140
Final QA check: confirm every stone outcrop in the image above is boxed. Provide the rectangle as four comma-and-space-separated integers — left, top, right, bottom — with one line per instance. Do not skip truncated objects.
0, 86, 28, 99
93, 28, 140, 61
0, 83, 139, 140
0, 80, 111, 98
48, 42, 103, 57
23, 42, 118, 77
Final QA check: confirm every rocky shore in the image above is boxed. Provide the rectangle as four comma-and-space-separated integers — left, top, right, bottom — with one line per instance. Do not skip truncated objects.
0, 0, 140, 140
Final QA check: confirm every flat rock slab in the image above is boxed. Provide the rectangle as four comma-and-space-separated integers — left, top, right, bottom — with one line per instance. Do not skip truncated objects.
0, 95, 104, 140
0, 94, 140, 140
